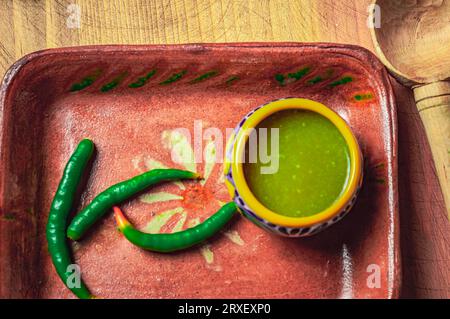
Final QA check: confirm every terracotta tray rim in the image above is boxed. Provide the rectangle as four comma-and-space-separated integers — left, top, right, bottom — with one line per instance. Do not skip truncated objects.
0, 42, 400, 299
1, 42, 394, 88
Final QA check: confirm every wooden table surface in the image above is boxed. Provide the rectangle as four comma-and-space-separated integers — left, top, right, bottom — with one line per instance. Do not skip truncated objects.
0, 0, 448, 299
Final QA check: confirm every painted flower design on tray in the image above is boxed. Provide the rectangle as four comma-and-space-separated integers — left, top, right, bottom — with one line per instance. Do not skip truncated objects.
132, 128, 244, 270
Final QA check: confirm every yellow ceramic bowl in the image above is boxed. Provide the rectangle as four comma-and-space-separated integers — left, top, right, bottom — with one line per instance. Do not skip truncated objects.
223, 98, 363, 237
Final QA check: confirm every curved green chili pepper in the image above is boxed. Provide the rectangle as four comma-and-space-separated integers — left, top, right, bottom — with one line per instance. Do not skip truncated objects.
46, 139, 95, 299
114, 202, 238, 252
67, 169, 200, 241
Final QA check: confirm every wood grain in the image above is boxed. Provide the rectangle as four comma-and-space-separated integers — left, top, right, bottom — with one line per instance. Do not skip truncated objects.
369, 0, 450, 217
369, 0, 450, 83
413, 82, 450, 217
0, 0, 448, 299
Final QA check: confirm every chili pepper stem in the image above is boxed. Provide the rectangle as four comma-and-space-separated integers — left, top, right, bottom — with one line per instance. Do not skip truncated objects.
113, 206, 130, 231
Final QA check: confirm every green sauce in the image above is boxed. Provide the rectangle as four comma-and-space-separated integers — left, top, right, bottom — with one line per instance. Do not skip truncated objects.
243, 109, 350, 217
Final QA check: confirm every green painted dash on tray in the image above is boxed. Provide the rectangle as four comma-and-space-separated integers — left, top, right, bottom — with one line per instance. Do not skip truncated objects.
329, 76, 353, 87
287, 67, 311, 81
307, 76, 324, 85
100, 72, 128, 92
275, 67, 311, 86
159, 70, 187, 85
3, 213, 15, 220
70, 69, 102, 92
190, 71, 218, 84
353, 92, 374, 101
373, 162, 385, 169
226, 75, 239, 85
307, 69, 334, 85
128, 69, 157, 88
275, 74, 285, 86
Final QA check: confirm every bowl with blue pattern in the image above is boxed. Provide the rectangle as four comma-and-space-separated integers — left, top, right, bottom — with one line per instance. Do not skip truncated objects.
223, 98, 363, 237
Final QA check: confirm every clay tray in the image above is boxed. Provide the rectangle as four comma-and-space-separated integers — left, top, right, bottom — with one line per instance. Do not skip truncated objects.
0, 43, 399, 299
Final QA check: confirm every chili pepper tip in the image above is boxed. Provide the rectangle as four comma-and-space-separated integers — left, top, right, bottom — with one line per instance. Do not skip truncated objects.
192, 172, 203, 180
113, 206, 130, 231
66, 229, 80, 241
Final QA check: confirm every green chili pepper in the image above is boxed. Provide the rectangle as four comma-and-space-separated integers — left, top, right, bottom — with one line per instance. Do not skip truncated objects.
46, 139, 95, 299
67, 169, 200, 241
113, 202, 238, 252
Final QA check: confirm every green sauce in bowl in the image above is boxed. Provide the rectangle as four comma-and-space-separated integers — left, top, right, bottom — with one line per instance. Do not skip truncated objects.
243, 109, 351, 217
